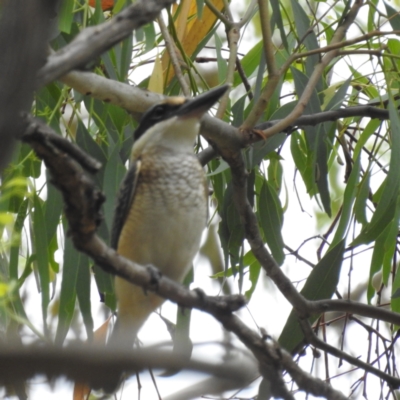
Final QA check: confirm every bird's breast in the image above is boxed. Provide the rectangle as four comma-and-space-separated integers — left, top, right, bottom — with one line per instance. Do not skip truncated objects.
117, 149, 207, 281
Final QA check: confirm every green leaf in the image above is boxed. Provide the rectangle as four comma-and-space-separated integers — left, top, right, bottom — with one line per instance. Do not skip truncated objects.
290, 0, 318, 50
244, 260, 261, 300
196, 0, 204, 19
56, 236, 79, 345
270, 0, 288, 50
233, 41, 263, 87
258, 180, 285, 265
9, 199, 28, 280
267, 153, 283, 194
354, 170, 370, 226
367, 226, 390, 302
103, 142, 127, 229
115, 34, 133, 81
384, 2, 400, 31
143, 22, 156, 53
206, 159, 229, 177
114, 0, 128, 14
75, 120, 106, 167
352, 98, 400, 245
247, 133, 287, 168
391, 265, 400, 328
368, 0, 379, 32
58, 0, 74, 34
76, 255, 94, 341
279, 239, 345, 353
219, 183, 244, 274
93, 264, 116, 311
314, 125, 331, 216
291, 131, 307, 174
382, 197, 400, 285
324, 76, 352, 111
290, 0, 320, 75
353, 119, 381, 160
330, 155, 361, 249
166, 269, 194, 375
33, 195, 50, 331
215, 33, 227, 84
44, 172, 63, 242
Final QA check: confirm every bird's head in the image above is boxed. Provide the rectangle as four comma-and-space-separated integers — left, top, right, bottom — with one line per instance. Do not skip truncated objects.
132, 85, 229, 156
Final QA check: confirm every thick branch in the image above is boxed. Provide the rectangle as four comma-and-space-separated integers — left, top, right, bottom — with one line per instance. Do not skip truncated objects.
36, 0, 176, 87
61, 68, 390, 162
0, 345, 256, 392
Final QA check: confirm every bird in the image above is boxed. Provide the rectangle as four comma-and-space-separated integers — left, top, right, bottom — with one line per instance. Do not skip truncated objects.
109, 84, 229, 347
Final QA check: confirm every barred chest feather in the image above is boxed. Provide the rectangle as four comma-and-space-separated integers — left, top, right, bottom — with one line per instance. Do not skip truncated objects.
117, 148, 208, 282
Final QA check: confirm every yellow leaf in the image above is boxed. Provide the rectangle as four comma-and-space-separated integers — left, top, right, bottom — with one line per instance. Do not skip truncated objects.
175, 0, 192, 42
148, 54, 164, 94
0, 213, 13, 225
0, 282, 9, 298
162, 0, 224, 84
183, 0, 224, 55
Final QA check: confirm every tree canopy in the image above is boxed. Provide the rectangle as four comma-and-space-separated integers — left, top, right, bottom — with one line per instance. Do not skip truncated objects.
1, 0, 400, 399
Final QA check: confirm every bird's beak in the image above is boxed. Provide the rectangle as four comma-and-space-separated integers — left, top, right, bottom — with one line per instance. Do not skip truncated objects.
177, 84, 230, 119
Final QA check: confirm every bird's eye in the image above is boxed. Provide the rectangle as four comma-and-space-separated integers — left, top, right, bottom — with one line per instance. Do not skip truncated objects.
152, 105, 165, 119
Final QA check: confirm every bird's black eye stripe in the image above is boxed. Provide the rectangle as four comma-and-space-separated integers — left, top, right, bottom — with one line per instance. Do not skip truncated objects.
134, 103, 183, 141
151, 105, 166, 120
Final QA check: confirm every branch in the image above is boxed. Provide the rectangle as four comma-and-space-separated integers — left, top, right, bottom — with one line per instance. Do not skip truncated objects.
36, 0, 176, 87
0, 345, 256, 393
310, 299, 400, 326
61, 67, 392, 167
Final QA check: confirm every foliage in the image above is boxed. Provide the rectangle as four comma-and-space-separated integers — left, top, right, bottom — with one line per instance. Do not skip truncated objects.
2, 0, 400, 398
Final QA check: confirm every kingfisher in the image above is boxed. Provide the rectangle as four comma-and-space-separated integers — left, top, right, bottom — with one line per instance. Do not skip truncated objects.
109, 85, 229, 346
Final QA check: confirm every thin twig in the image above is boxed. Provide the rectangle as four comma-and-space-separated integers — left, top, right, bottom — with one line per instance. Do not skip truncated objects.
299, 319, 400, 389
158, 15, 190, 96
256, 0, 363, 138
204, 0, 231, 26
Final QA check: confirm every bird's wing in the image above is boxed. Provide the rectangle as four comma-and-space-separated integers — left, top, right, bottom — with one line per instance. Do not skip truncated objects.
111, 159, 141, 250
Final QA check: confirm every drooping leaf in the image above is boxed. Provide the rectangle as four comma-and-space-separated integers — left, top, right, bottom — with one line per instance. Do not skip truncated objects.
76, 255, 94, 341
329, 155, 361, 249
58, 0, 75, 34
353, 169, 370, 227
352, 98, 400, 245
44, 172, 63, 242
270, 0, 288, 50
33, 195, 50, 331
233, 41, 263, 87
384, 2, 400, 31
367, 225, 390, 303
103, 142, 127, 230
382, 197, 400, 285
258, 180, 285, 265
279, 240, 345, 353
215, 33, 227, 85
56, 236, 79, 345
9, 199, 28, 280
148, 54, 164, 94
